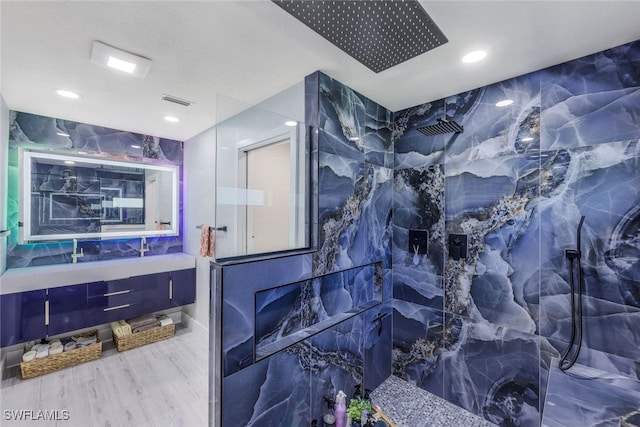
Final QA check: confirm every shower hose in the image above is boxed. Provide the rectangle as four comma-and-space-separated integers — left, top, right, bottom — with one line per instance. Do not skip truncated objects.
559, 215, 586, 371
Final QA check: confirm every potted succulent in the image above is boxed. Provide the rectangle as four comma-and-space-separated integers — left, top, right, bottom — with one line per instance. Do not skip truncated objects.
347, 397, 372, 427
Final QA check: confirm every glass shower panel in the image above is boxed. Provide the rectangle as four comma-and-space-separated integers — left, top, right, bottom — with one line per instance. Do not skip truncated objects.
215, 82, 309, 259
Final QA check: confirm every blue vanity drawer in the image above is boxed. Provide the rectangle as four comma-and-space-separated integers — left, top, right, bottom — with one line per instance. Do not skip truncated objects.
87, 301, 145, 324
87, 278, 144, 297
87, 288, 143, 310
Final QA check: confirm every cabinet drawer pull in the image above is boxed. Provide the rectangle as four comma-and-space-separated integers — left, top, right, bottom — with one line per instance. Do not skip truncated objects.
103, 290, 131, 297
103, 304, 130, 312
45, 300, 50, 326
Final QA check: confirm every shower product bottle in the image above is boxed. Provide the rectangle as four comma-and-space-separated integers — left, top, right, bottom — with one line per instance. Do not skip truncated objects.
334, 390, 347, 427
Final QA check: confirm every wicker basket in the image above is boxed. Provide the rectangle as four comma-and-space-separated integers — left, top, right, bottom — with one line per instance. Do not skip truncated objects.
20, 331, 102, 380
113, 323, 175, 352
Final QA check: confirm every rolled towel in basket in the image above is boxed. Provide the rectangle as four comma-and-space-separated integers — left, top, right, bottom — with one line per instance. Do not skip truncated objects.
127, 314, 157, 330
111, 320, 132, 338
74, 335, 97, 347
158, 316, 173, 327
132, 322, 159, 334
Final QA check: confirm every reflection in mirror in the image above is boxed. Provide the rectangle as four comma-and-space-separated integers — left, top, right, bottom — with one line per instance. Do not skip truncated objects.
20, 150, 179, 242
215, 81, 309, 259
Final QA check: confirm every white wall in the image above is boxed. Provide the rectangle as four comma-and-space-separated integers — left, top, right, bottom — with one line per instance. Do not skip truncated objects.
0, 96, 8, 275
183, 126, 216, 329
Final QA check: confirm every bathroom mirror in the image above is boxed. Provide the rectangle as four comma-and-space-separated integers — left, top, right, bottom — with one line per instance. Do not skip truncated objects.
215, 81, 310, 259
20, 150, 179, 242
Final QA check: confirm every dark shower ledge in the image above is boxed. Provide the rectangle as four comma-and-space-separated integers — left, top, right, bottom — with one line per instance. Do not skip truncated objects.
370, 376, 497, 427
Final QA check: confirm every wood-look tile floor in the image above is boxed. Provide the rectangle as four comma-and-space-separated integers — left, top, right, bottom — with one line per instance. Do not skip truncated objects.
1, 325, 209, 427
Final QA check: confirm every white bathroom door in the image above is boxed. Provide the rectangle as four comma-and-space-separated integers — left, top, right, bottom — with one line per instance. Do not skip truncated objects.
246, 139, 291, 253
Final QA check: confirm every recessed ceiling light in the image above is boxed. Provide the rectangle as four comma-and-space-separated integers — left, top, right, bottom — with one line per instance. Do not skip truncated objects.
56, 89, 80, 99
462, 50, 487, 63
285, 120, 297, 127
521, 137, 534, 142
130, 145, 141, 149
496, 99, 514, 107
56, 132, 70, 137
91, 40, 152, 77
163, 116, 180, 123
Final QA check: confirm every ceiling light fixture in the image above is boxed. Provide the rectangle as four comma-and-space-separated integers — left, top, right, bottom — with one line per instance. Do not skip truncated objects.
91, 41, 152, 77
285, 120, 297, 127
56, 89, 80, 99
56, 132, 70, 137
163, 116, 180, 123
130, 145, 141, 149
64, 160, 75, 165
496, 99, 514, 107
462, 50, 487, 63
521, 137, 534, 142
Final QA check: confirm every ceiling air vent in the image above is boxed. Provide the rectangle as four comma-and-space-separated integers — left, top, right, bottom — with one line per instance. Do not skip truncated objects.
161, 94, 193, 107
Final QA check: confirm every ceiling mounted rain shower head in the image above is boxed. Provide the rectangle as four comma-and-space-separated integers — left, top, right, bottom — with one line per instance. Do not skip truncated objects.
417, 118, 464, 136
272, 0, 448, 73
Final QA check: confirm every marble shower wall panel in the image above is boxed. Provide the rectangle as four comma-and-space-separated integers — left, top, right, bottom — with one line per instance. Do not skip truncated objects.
442, 313, 540, 427
318, 74, 365, 162
310, 314, 365, 423
305, 72, 320, 129
538, 140, 640, 362
313, 72, 394, 278
364, 98, 394, 168
361, 164, 393, 269
222, 253, 313, 377
6, 111, 184, 268
392, 165, 445, 310
314, 150, 368, 275
222, 342, 311, 426
444, 154, 540, 333
391, 299, 445, 398
394, 99, 446, 169
442, 73, 541, 164
540, 40, 640, 150
364, 301, 392, 391
541, 363, 640, 427
393, 73, 541, 170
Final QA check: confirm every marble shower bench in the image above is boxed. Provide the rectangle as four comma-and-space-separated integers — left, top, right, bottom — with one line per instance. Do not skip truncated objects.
371, 376, 497, 427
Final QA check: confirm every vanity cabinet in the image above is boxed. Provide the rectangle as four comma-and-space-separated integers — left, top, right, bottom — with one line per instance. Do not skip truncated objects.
0, 290, 47, 347
169, 268, 196, 308
48, 284, 91, 335
0, 268, 196, 347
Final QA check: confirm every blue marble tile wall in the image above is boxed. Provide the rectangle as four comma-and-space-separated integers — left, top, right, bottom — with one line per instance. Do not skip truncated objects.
6, 111, 184, 268
392, 39, 640, 427
219, 72, 394, 426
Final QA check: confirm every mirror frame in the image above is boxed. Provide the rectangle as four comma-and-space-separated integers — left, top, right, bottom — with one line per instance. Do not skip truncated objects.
20, 149, 180, 242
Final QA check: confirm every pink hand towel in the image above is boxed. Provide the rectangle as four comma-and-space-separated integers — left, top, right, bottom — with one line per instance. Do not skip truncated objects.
199, 225, 215, 257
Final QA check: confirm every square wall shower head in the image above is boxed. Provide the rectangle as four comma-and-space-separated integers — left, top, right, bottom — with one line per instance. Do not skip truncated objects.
272, 0, 448, 73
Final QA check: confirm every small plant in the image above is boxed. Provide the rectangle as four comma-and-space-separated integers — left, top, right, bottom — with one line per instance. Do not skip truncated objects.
347, 398, 372, 423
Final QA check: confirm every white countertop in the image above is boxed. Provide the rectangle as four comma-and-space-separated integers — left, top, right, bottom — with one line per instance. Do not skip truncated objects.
0, 253, 196, 295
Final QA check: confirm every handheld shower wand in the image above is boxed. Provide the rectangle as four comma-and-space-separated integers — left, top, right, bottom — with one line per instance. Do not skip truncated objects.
559, 215, 586, 371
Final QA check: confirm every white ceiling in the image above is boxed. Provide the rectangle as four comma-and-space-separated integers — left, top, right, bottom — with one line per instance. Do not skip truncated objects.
1, 1, 639, 142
